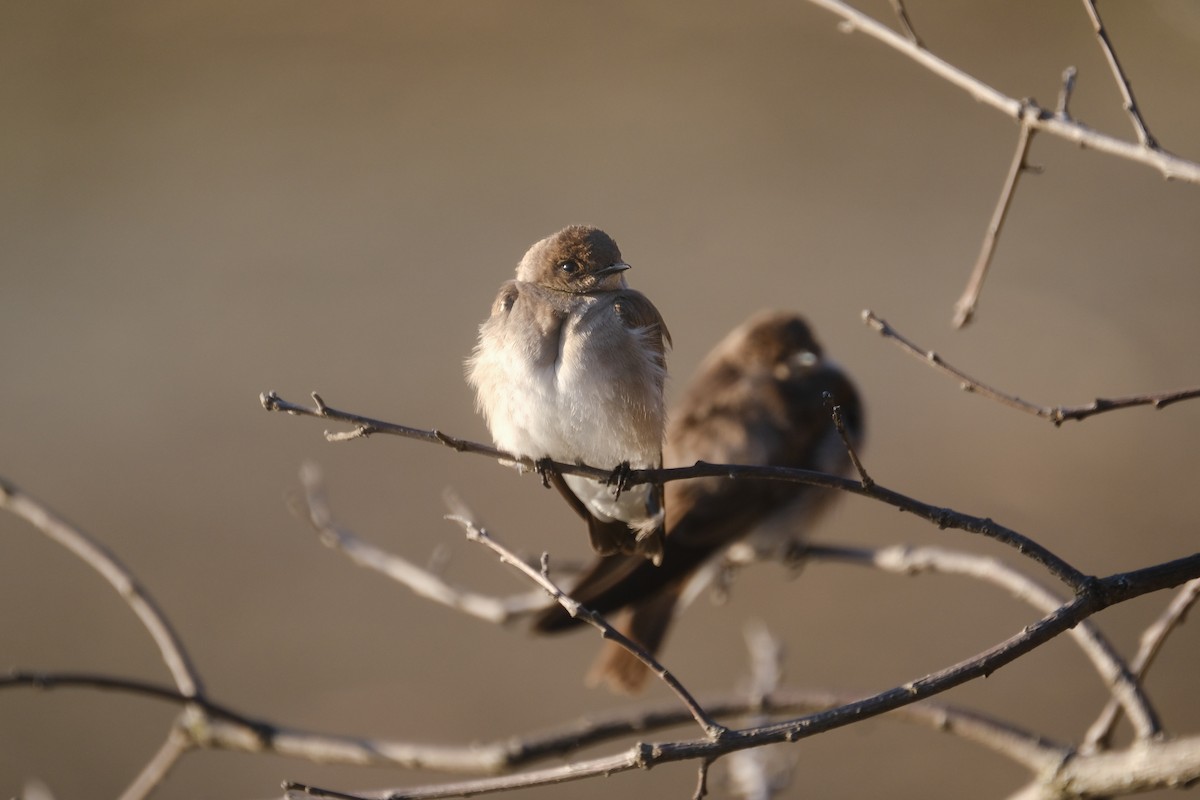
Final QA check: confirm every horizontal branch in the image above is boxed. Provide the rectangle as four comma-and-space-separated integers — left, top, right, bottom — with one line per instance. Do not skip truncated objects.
864, 311, 1200, 425
806, 0, 1200, 183
286, 552, 1200, 799
260, 391, 1089, 590
0, 669, 1061, 776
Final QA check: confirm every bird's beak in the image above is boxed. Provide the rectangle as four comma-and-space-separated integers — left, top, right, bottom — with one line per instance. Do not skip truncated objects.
594, 262, 631, 278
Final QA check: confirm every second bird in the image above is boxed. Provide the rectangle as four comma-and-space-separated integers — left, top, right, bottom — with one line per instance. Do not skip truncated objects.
467, 225, 672, 563
533, 310, 863, 692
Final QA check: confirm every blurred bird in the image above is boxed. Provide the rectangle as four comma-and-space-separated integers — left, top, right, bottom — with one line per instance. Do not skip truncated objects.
532, 310, 863, 692
467, 225, 671, 563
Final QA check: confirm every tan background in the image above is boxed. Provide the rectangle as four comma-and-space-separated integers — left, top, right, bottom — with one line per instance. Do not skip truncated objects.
2, 2, 1199, 798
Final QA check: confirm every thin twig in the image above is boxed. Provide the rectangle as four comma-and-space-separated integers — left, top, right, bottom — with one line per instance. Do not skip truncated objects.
296, 463, 547, 624
807, 0, 1198, 182
887, 0, 922, 48
443, 503, 731, 741
1081, 0, 1158, 149
952, 119, 1037, 328
1083, 577, 1200, 752
262, 391, 1090, 591
0, 477, 202, 696
864, 311, 1200, 424
823, 392, 873, 489
1056, 66, 1078, 118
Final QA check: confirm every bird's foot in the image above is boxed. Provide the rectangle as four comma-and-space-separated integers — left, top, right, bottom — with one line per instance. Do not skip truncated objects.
605, 461, 633, 499
534, 457, 558, 489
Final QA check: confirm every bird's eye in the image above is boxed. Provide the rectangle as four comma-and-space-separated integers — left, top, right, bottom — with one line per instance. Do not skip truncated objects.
557, 260, 579, 274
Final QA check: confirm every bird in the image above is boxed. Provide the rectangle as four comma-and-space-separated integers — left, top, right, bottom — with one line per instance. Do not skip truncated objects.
531, 310, 863, 693
466, 225, 671, 564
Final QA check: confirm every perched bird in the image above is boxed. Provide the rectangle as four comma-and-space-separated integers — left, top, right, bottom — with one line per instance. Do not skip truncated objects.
532, 310, 863, 692
467, 225, 671, 563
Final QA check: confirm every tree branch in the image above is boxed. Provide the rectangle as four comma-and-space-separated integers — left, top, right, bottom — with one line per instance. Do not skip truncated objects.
864, 311, 1200, 424
0, 669, 1064, 775
806, 0, 1199, 182
261, 391, 1090, 591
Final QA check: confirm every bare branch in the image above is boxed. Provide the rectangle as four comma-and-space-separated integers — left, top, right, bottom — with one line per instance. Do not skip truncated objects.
864, 311, 1200, 424
296, 463, 547, 624
1084, 577, 1200, 752
952, 120, 1037, 328
260, 390, 600, 478
262, 391, 1090, 591
803, 544, 1159, 740
806, 0, 1199, 182
0, 668, 1062, 775
443, 500, 730, 741
283, 554, 1200, 798
725, 624, 793, 800
1080, 0, 1158, 149
0, 476, 203, 697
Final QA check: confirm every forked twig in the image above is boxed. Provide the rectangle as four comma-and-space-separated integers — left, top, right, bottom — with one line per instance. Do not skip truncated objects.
806, 0, 1199, 182
1083, 577, 1200, 752
443, 498, 731, 741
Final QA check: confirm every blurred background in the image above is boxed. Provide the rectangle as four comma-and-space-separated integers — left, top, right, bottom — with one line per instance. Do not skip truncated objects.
3, 1, 1199, 797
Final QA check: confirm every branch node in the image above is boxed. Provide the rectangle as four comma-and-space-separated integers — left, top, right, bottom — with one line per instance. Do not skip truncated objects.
433, 429, 467, 451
